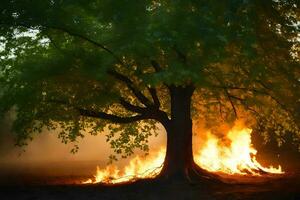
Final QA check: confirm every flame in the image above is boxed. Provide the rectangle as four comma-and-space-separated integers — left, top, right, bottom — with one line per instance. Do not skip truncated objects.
82, 148, 165, 184
83, 123, 283, 184
194, 127, 283, 175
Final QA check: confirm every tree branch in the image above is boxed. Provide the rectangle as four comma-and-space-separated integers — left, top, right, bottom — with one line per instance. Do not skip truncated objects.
211, 85, 267, 95
0, 22, 126, 67
256, 80, 292, 113
148, 87, 160, 108
206, 70, 238, 117
45, 25, 164, 110
107, 70, 152, 106
224, 89, 237, 117
3, 22, 170, 126
48, 99, 150, 124
78, 108, 147, 124
150, 60, 172, 90
44, 25, 125, 66
119, 97, 146, 114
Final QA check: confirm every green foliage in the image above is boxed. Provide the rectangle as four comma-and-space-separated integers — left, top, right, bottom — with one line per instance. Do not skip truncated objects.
105, 120, 158, 162
0, 0, 299, 157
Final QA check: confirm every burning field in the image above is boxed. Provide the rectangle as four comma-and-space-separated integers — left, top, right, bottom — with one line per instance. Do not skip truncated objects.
1, 119, 299, 200
0, 121, 300, 200
82, 121, 283, 185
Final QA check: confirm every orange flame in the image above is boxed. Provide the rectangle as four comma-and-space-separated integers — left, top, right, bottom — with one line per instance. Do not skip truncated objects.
83, 123, 283, 184
82, 148, 165, 184
194, 127, 283, 175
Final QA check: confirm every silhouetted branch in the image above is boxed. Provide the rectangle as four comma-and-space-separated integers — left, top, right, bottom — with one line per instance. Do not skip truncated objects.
148, 87, 160, 108
44, 25, 125, 66
47, 98, 170, 125
224, 89, 237, 117
0, 22, 125, 67
107, 70, 152, 106
205, 70, 238, 117
47, 99, 150, 124
119, 97, 146, 113
256, 80, 292, 113
78, 108, 147, 124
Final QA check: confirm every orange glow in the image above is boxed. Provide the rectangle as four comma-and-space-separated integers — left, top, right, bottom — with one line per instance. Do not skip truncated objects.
82, 148, 165, 184
83, 122, 283, 184
194, 125, 283, 175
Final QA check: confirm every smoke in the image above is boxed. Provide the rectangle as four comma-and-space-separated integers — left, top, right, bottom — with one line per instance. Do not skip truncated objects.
0, 121, 166, 165
0, 120, 166, 184
0, 115, 299, 181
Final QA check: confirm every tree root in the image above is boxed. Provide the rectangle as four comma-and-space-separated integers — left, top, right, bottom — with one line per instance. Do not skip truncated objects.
154, 162, 225, 186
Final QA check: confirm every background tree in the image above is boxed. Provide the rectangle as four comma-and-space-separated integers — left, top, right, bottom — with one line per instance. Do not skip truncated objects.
0, 0, 299, 181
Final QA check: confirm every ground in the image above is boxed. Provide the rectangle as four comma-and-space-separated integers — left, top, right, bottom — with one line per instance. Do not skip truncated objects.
1, 177, 300, 200
0, 161, 299, 200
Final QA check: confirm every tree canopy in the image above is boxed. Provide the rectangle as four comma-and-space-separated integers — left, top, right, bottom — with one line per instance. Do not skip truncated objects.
0, 0, 299, 158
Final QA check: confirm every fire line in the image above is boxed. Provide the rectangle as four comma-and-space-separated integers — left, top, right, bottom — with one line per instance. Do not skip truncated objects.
83, 125, 283, 184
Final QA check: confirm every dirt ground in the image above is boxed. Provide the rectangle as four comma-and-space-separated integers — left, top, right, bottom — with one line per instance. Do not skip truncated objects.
0, 173, 300, 200
0, 161, 299, 200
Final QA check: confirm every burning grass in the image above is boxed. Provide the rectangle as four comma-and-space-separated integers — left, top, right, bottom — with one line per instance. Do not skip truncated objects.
194, 126, 283, 175
82, 149, 165, 184
83, 122, 283, 185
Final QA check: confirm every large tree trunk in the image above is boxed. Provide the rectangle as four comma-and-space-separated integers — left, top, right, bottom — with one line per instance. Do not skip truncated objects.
158, 86, 220, 183
159, 86, 194, 180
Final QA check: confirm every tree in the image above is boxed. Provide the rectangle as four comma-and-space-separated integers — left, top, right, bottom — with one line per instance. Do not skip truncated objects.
0, 0, 299, 182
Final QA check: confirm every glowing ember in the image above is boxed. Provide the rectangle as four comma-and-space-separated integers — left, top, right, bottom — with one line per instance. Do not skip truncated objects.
194, 126, 283, 175
83, 123, 283, 184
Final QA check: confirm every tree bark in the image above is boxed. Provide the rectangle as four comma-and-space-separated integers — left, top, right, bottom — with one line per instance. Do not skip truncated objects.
158, 85, 195, 180
158, 85, 220, 183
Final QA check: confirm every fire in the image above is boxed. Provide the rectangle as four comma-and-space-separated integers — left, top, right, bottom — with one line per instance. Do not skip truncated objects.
83, 123, 283, 184
82, 148, 165, 184
194, 127, 283, 175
